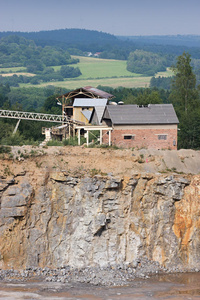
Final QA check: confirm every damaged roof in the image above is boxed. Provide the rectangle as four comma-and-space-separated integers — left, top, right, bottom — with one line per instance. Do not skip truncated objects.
102, 104, 179, 125
57, 86, 114, 101
83, 86, 114, 99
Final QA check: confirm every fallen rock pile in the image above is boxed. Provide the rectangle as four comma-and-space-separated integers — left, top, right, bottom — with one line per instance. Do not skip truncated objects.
1, 258, 198, 286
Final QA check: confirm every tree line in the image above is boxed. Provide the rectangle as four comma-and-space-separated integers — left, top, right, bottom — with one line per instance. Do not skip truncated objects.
127, 50, 167, 76
0, 35, 82, 85
0, 65, 82, 87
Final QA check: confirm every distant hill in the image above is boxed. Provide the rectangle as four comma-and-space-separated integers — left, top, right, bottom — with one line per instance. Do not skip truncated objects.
1, 29, 200, 58
0, 28, 117, 49
118, 35, 200, 48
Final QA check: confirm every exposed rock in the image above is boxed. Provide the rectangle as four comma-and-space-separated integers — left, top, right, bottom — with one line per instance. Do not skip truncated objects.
15, 171, 26, 177
50, 172, 67, 182
105, 178, 122, 189
0, 158, 199, 278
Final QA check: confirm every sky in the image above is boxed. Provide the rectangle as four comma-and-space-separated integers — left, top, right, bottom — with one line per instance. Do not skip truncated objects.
0, 0, 200, 36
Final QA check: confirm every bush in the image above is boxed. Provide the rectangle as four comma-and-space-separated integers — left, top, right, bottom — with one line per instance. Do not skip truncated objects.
63, 136, 82, 146
46, 140, 63, 146
0, 132, 39, 146
59, 66, 81, 78
0, 145, 11, 153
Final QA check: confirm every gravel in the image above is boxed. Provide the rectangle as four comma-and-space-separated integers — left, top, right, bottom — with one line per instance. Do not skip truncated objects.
1, 257, 198, 286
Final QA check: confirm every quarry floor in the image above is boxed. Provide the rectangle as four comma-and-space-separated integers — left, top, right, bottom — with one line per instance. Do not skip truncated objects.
0, 273, 200, 299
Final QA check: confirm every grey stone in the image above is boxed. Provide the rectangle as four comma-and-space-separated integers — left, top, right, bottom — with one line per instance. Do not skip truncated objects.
0, 171, 199, 280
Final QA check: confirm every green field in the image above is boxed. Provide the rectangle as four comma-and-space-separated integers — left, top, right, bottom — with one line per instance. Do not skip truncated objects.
3, 56, 173, 89
155, 68, 174, 77
0, 66, 27, 73
36, 76, 151, 90
71, 56, 142, 79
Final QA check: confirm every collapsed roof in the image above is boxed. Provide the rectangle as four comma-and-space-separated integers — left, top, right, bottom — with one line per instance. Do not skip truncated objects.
57, 86, 114, 104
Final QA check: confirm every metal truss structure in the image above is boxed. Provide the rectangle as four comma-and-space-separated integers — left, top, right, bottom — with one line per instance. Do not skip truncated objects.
0, 109, 80, 125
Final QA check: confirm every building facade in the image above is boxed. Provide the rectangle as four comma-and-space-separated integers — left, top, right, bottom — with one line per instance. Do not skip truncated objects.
101, 104, 179, 150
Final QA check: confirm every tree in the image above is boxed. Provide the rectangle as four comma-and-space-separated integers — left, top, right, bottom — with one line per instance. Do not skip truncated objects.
127, 50, 166, 76
42, 95, 61, 114
178, 110, 200, 149
170, 52, 198, 114
122, 89, 163, 105
59, 66, 81, 78
170, 52, 200, 149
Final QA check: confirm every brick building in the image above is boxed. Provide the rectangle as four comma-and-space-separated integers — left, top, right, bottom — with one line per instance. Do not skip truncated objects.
101, 104, 179, 149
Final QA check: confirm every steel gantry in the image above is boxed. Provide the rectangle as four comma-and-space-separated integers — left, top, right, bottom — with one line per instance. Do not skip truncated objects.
0, 109, 72, 123
0, 109, 83, 134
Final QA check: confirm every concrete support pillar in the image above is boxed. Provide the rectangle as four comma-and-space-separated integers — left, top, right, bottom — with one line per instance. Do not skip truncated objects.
78, 128, 81, 145
108, 130, 111, 146
86, 130, 89, 147
100, 129, 102, 145
13, 119, 21, 134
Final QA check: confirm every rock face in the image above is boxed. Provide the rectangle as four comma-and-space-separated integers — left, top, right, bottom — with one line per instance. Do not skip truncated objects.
0, 167, 200, 272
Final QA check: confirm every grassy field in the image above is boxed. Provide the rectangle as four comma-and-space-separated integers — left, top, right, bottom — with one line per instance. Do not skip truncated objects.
71, 56, 142, 79
155, 68, 174, 77
0, 66, 27, 73
3, 56, 173, 89
36, 76, 151, 90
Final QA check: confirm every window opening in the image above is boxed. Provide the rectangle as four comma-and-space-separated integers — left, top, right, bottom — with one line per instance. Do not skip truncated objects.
124, 135, 135, 140
158, 135, 167, 140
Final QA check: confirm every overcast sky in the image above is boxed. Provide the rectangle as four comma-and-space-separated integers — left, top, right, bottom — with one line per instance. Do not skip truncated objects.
0, 0, 200, 36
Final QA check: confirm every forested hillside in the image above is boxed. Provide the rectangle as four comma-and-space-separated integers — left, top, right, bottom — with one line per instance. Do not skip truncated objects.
0, 29, 117, 52
118, 35, 200, 48
0, 35, 82, 86
0, 35, 78, 68
1, 29, 200, 59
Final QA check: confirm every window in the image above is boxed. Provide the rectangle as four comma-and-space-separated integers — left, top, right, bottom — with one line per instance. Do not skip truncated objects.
158, 135, 167, 140
65, 107, 73, 116
124, 135, 135, 140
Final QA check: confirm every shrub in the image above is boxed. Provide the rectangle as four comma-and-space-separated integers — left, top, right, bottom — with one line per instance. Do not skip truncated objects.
63, 136, 85, 146
0, 145, 11, 154
46, 140, 63, 146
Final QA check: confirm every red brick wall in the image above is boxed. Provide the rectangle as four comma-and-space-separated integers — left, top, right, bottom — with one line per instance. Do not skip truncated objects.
102, 125, 178, 149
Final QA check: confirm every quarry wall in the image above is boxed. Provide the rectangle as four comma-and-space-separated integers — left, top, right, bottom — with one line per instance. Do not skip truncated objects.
0, 162, 199, 271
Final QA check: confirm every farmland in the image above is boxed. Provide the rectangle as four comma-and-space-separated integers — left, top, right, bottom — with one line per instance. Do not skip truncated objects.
52, 56, 173, 89
1, 56, 173, 89
71, 56, 141, 79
